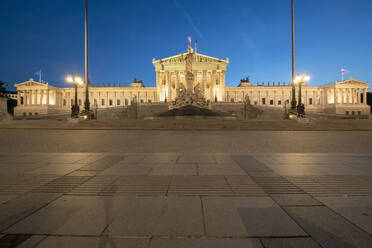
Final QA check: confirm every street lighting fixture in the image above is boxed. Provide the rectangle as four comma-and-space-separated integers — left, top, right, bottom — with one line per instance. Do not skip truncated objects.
294, 73, 310, 116
66, 75, 83, 118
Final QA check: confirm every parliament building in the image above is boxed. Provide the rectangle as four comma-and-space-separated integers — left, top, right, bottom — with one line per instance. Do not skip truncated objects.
14, 46, 370, 117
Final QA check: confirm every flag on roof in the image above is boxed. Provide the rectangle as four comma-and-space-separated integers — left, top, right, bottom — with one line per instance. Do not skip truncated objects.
341, 68, 350, 75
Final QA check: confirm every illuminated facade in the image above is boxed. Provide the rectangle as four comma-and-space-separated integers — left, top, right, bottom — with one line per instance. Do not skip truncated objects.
14, 47, 370, 117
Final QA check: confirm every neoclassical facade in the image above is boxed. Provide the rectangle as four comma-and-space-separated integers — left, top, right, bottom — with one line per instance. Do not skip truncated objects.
14, 47, 370, 117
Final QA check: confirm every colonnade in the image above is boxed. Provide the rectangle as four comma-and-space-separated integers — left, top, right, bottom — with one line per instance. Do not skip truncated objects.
327, 87, 368, 105
225, 87, 369, 107
17, 89, 51, 106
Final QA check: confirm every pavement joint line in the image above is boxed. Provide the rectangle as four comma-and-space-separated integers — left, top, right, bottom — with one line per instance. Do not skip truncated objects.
0, 233, 311, 239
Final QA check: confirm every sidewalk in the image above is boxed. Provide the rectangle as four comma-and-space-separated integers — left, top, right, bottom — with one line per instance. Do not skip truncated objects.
1, 118, 372, 131
0, 153, 371, 247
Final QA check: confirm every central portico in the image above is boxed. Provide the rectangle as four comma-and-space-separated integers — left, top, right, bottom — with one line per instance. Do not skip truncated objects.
152, 45, 229, 102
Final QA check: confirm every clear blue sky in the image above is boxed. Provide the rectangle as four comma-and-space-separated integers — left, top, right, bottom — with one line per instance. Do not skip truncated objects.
1, 0, 371, 90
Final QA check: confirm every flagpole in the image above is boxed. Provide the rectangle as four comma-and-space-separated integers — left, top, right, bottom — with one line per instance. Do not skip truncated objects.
291, 0, 296, 110
84, 0, 90, 112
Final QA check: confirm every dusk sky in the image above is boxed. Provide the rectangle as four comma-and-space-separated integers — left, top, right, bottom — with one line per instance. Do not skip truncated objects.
1, 0, 371, 90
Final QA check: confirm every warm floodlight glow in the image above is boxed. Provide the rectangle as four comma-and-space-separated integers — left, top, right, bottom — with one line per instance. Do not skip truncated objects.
75, 77, 83, 84
303, 74, 310, 82
66, 75, 73, 83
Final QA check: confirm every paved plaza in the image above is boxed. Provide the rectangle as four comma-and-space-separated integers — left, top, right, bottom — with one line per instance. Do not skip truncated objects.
0, 152, 372, 247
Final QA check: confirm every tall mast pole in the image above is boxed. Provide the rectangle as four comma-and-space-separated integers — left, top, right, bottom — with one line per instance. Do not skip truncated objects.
84, 0, 90, 112
291, 0, 296, 110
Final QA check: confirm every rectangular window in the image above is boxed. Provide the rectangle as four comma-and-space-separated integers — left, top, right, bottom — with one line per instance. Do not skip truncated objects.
117, 99, 120, 105
109, 99, 113, 106
346, 111, 349, 115
352, 111, 355, 115
278, 100, 282, 105
230, 98, 234, 103
270, 99, 273, 105
309, 98, 313, 105
102, 99, 105, 106
140, 99, 144, 103
148, 99, 152, 103
254, 101, 257, 105
63, 99, 66, 106
358, 111, 361, 115
71, 99, 74, 106
262, 98, 266, 105
125, 99, 128, 105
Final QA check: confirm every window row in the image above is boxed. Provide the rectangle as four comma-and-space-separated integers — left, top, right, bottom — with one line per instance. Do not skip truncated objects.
63, 99, 152, 106
229, 98, 314, 105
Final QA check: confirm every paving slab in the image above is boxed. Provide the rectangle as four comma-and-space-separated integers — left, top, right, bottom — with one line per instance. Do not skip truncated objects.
271, 194, 323, 206
198, 163, 247, 175
101, 176, 170, 196
0, 193, 61, 231
5, 195, 110, 235
32, 236, 149, 248
225, 176, 266, 196
0, 194, 18, 204
99, 164, 152, 175
26, 163, 85, 175
316, 196, 372, 235
0, 163, 48, 176
168, 176, 233, 196
106, 196, 204, 236
150, 164, 197, 175
17, 235, 46, 248
260, 237, 321, 248
285, 206, 372, 248
141, 153, 179, 163
214, 154, 237, 164
232, 155, 272, 172
203, 197, 306, 236
266, 165, 326, 176
150, 238, 263, 248
178, 154, 216, 163
43, 155, 91, 164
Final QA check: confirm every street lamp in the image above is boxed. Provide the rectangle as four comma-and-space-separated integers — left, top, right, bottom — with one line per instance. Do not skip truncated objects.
66, 75, 83, 118
294, 73, 310, 116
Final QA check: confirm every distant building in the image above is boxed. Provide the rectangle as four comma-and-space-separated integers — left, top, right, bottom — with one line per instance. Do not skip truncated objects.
13, 45, 370, 117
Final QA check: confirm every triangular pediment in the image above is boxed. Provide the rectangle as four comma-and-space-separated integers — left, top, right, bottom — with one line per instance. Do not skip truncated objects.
153, 52, 228, 65
335, 79, 369, 88
15, 79, 50, 88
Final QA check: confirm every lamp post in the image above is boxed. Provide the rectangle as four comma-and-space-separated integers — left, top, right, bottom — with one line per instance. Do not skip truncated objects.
84, 0, 90, 113
294, 73, 310, 116
66, 75, 83, 118
291, 0, 296, 110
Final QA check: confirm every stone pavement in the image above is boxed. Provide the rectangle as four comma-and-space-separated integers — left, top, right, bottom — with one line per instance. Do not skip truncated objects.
0, 153, 372, 247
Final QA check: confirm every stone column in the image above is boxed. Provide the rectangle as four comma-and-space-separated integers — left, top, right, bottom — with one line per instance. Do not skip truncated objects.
165, 72, 170, 101
221, 70, 226, 102
211, 70, 216, 101
333, 88, 337, 105
17, 91, 21, 106
47, 88, 50, 105
202, 70, 207, 95
364, 88, 367, 104
176, 71, 180, 91
357, 88, 361, 104
168, 72, 172, 101
156, 71, 159, 88
40, 90, 44, 105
